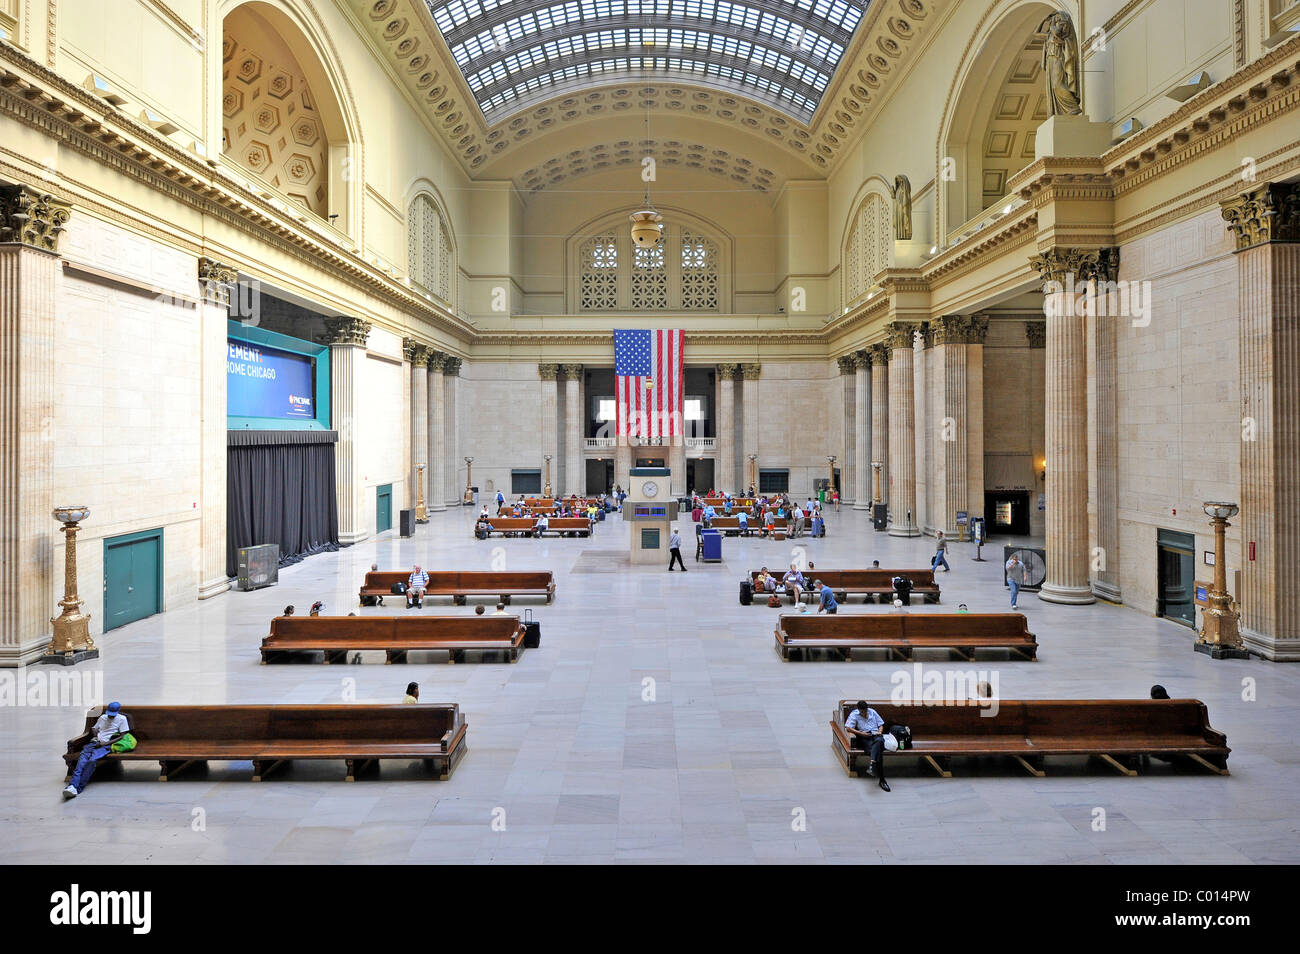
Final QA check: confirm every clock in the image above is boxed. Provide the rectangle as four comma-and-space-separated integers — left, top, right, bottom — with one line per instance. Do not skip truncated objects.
641, 480, 659, 498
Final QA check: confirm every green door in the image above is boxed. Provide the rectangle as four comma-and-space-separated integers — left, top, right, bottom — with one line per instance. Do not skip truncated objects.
376, 483, 393, 534
103, 529, 162, 631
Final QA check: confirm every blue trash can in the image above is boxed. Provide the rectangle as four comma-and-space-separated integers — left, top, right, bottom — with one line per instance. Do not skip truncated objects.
700, 528, 723, 563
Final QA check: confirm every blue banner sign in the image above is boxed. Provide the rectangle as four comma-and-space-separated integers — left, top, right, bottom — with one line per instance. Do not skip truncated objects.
227, 339, 316, 421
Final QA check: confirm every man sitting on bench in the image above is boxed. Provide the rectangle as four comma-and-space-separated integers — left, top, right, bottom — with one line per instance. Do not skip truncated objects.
407, 564, 428, 609
535, 513, 549, 537
844, 700, 891, 792
63, 701, 130, 798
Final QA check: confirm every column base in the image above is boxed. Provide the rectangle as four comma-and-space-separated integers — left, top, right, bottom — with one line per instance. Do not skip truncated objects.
1241, 627, 1300, 662
1193, 641, 1252, 661
1038, 583, 1096, 605
888, 526, 921, 537
198, 578, 232, 600
1091, 581, 1123, 604
428, 503, 447, 513
0, 636, 69, 668
338, 532, 366, 546
853, 501, 871, 510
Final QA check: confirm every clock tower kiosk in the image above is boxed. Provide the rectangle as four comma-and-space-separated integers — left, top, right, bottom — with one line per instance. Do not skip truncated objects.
623, 467, 679, 565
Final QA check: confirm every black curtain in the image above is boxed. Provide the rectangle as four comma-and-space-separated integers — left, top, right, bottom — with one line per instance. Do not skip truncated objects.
226, 430, 340, 578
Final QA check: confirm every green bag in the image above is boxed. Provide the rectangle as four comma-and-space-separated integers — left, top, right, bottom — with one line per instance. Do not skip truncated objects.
110, 732, 137, 753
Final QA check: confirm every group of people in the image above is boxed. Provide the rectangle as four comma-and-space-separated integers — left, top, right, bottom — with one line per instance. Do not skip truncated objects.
752, 564, 839, 613
693, 491, 827, 539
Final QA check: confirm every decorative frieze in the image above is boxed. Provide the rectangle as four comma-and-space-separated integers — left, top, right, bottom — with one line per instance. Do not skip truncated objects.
321, 316, 372, 347
1220, 183, 1300, 251
0, 183, 70, 252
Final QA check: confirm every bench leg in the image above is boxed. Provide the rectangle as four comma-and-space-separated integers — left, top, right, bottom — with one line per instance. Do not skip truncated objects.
453, 595, 466, 606
1185, 753, 1231, 776
952, 647, 975, 663
510, 648, 519, 663
345, 758, 378, 782
1098, 753, 1138, 776
252, 759, 288, 782
158, 759, 201, 782
1014, 755, 1046, 777
922, 755, 952, 778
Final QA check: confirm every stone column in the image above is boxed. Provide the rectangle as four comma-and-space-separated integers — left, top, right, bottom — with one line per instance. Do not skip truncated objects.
322, 316, 372, 545
443, 357, 461, 505
1221, 184, 1300, 659
405, 340, 429, 520
886, 323, 919, 536
869, 344, 889, 505
562, 364, 584, 496
198, 257, 234, 599
853, 352, 871, 508
539, 364, 559, 495
716, 364, 738, 493
0, 186, 70, 666
427, 351, 447, 512
913, 327, 929, 533
1030, 247, 1111, 605
929, 316, 989, 537
837, 355, 855, 504
1088, 300, 1121, 603
741, 364, 761, 491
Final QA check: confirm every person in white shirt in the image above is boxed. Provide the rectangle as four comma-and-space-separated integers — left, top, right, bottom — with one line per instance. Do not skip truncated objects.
64, 702, 130, 798
535, 514, 549, 536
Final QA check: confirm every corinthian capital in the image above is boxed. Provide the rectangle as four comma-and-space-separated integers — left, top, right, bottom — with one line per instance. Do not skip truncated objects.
0, 184, 71, 252
321, 317, 372, 346
1221, 183, 1300, 252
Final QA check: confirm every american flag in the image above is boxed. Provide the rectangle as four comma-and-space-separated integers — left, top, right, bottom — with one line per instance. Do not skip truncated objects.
614, 329, 684, 439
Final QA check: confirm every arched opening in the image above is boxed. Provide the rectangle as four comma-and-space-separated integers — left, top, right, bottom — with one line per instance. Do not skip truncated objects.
941, 2, 1057, 242
220, 2, 355, 232
841, 183, 893, 308
406, 187, 457, 308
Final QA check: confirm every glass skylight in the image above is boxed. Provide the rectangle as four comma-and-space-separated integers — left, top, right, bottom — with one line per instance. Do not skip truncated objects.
424, 0, 866, 122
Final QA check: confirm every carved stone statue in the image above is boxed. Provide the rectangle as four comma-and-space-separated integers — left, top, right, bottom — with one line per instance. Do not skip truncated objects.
892, 174, 912, 241
1040, 10, 1082, 116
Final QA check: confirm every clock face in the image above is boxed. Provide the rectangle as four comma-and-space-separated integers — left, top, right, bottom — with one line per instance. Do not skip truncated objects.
641, 481, 659, 498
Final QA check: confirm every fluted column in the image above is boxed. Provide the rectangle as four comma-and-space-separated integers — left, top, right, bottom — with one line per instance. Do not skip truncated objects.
837, 355, 855, 505
198, 258, 234, 598
427, 351, 447, 512
562, 364, 584, 496
852, 352, 871, 508
913, 328, 929, 533
869, 344, 889, 506
1089, 299, 1121, 603
929, 315, 989, 537
443, 357, 461, 504
405, 341, 429, 520
0, 185, 70, 665
323, 316, 372, 544
741, 364, 761, 491
1221, 184, 1300, 659
886, 323, 919, 536
539, 364, 559, 495
716, 364, 738, 493
1031, 248, 1111, 605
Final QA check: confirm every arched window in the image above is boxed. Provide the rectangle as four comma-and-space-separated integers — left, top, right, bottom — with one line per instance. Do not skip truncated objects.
572, 218, 727, 312
844, 192, 891, 305
407, 193, 455, 305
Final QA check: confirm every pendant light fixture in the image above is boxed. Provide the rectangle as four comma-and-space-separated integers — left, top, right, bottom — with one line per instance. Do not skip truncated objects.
630, 103, 663, 248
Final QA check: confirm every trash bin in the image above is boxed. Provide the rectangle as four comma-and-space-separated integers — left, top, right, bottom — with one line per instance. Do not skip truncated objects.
700, 528, 723, 562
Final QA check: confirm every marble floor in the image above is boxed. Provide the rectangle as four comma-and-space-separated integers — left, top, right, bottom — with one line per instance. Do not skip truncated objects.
3, 505, 1297, 865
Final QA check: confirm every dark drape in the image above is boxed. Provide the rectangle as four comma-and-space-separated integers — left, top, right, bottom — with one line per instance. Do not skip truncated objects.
226, 430, 340, 578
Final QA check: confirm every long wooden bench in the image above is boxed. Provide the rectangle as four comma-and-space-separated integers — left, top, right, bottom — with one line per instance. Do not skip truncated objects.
62, 703, 468, 782
534, 517, 593, 537
498, 505, 558, 516
482, 517, 540, 537
829, 699, 1230, 778
776, 613, 1036, 661
748, 568, 940, 604
358, 570, 555, 606
261, 615, 526, 664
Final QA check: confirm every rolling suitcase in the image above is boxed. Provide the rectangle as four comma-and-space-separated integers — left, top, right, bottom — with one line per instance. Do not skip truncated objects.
523, 608, 541, 648
739, 580, 753, 605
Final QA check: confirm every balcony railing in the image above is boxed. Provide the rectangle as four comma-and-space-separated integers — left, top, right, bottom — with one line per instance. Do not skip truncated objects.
685, 437, 717, 451
584, 437, 615, 449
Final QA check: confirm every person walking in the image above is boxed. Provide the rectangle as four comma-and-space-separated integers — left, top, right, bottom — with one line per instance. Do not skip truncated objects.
1006, 553, 1024, 610
932, 531, 951, 572
667, 526, 687, 571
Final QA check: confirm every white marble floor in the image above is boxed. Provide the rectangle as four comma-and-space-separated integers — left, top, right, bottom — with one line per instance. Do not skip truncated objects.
3, 506, 1298, 864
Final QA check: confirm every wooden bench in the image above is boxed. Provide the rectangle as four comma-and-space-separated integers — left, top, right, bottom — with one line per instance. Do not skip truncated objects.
705, 515, 755, 536
483, 517, 540, 537
358, 570, 555, 606
776, 612, 1036, 661
533, 517, 592, 537
830, 699, 1230, 778
261, 615, 526, 664
747, 568, 940, 604
498, 505, 557, 516
62, 703, 468, 782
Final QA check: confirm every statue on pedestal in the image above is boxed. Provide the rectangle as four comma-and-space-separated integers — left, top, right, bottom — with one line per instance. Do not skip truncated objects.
1040, 11, 1082, 116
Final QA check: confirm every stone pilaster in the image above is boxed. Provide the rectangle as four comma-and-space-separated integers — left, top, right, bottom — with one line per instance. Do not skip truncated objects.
443, 357, 461, 504
539, 364, 559, 494
427, 351, 447, 512
405, 341, 428, 520
740, 364, 761, 491
913, 327, 929, 533
886, 323, 919, 535
322, 316, 371, 545
853, 351, 871, 509
1029, 247, 1117, 604
837, 355, 855, 505
562, 364, 584, 496
869, 344, 889, 506
1221, 183, 1300, 659
930, 315, 988, 537
716, 364, 739, 493
198, 257, 236, 599
0, 184, 70, 665
1087, 303, 1121, 603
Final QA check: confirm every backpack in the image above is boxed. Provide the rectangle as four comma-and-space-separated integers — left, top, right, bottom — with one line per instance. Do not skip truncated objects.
889, 724, 912, 750
767, 594, 782, 608
390, 581, 408, 595
110, 732, 137, 753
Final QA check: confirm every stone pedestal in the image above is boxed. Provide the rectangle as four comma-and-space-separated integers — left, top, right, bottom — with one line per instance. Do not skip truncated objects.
886, 324, 919, 535
1035, 115, 1113, 159
323, 317, 371, 545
